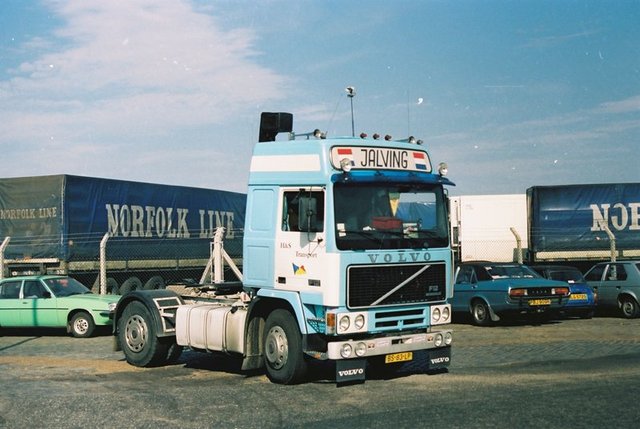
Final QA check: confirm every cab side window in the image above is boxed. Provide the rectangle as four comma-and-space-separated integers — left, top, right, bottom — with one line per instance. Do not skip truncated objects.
606, 264, 627, 282
281, 190, 325, 232
585, 265, 605, 282
23, 281, 45, 298
0, 281, 22, 299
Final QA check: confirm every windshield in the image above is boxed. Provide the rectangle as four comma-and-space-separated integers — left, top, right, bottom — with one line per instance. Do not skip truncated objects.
548, 270, 585, 283
44, 277, 91, 297
334, 183, 449, 250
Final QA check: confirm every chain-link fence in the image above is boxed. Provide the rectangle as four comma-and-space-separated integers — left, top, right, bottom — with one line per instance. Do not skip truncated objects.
0, 228, 244, 295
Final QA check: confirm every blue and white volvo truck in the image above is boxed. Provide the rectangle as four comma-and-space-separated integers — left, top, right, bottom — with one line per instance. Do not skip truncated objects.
113, 112, 455, 384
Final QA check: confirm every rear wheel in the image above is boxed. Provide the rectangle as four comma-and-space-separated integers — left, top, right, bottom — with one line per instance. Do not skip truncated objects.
120, 277, 142, 295
620, 296, 640, 319
263, 309, 308, 384
119, 301, 168, 367
70, 311, 95, 338
471, 300, 492, 326
144, 276, 165, 291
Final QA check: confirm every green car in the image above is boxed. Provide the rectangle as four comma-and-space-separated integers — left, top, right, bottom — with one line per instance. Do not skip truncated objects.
0, 275, 119, 337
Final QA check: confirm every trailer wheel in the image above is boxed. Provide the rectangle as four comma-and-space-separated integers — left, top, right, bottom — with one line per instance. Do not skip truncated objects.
263, 309, 308, 384
118, 301, 168, 367
120, 277, 142, 295
143, 276, 165, 290
69, 311, 95, 338
620, 296, 640, 319
471, 300, 492, 326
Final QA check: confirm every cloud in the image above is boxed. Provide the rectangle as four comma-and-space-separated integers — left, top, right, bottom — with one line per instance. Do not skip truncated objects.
0, 0, 288, 145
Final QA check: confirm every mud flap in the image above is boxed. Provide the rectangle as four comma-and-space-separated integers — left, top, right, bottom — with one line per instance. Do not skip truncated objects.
425, 346, 451, 370
336, 359, 366, 385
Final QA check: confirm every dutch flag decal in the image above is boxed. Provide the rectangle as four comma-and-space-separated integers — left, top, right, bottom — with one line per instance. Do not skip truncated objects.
337, 148, 355, 166
413, 151, 427, 170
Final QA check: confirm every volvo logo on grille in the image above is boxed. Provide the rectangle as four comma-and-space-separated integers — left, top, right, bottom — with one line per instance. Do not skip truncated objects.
367, 252, 432, 263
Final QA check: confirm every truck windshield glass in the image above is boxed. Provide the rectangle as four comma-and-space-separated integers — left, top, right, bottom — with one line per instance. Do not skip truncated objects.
334, 183, 449, 250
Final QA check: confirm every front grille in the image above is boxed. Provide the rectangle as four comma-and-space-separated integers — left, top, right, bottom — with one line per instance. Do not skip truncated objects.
347, 263, 446, 309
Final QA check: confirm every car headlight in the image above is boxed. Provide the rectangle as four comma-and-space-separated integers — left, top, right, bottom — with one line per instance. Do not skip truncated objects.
355, 342, 367, 357
434, 333, 443, 347
445, 332, 453, 345
432, 307, 441, 322
108, 302, 117, 312
442, 306, 450, 322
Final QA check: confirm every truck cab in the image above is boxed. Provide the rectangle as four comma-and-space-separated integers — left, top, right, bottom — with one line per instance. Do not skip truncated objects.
114, 112, 455, 385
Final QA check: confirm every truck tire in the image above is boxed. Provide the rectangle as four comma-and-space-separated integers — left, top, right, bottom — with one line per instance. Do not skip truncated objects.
91, 277, 119, 295
620, 296, 640, 319
120, 277, 142, 295
118, 301, 169, 367
471, 300, 492, 326
69, 311, 96, 338
143, 276, 165, 290
263, 309, 308, 384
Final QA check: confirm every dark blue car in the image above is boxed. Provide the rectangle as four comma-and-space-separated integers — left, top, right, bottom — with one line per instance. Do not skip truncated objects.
451, 262, 571, 326
531, 265, 597, 319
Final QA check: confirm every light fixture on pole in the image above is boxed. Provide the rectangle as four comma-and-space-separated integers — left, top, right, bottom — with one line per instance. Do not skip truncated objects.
346, 86, 356, 137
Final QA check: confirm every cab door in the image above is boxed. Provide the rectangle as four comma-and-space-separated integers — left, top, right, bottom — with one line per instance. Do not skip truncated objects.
0, 280, 23, 326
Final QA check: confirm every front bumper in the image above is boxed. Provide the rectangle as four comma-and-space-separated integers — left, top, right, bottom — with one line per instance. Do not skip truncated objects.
323, 328, 452, 360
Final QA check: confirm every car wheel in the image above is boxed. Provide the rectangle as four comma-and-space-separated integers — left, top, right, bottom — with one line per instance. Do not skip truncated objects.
70, 311, 96, 338
620, 296, 640, 319
471, 300, 492, 326
263, 309, 308, 384
118, 301, 169, 367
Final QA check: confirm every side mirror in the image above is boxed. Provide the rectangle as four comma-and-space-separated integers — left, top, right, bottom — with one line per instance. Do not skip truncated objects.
298, 196, 318, 232
43, 291, 52, 299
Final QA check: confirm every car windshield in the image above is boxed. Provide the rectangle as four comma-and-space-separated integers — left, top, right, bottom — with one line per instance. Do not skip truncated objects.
333, 183, 449, 250
44, 277, 91, 297
485, 265, 539, 279
548, 270, 585, 283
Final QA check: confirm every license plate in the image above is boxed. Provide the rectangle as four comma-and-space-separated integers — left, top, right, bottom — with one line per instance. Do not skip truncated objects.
385, 352, 413, 364
570, 294, 588, 300
529, 298, 551, 306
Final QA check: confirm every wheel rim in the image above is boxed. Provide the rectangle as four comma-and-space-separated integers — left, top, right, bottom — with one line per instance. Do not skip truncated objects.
622, 300, 634, 316
124, 314, 148, 352
474, 304, 486, 322
265, 325, 288, 370
74, 317, 89, 335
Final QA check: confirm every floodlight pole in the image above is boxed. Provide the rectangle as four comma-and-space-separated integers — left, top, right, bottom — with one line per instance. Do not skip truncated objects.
346, 86, 356, 137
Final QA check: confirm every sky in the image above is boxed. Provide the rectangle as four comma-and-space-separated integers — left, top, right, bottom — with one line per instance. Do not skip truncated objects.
0, 0, 638, 196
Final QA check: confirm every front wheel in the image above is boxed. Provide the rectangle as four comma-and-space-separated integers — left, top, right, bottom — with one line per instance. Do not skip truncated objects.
70, 311, 95, 338
263, 309, 308, 384
620, 296, 640, 319
118, 301, 169, 367
471, 300, 492, 326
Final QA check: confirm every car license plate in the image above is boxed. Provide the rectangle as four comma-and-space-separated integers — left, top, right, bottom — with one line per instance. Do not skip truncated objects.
529, 298, 551, 306
570, 294, 588, 300
385, 352, 413, 364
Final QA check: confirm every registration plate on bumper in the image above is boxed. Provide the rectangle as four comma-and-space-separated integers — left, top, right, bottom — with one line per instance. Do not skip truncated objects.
570, 294, 588, 300
385, 352, 413, 364
529, 298, 551, 306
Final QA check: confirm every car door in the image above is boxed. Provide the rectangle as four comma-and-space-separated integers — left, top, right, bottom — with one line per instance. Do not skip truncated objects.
19, 280, 60, 327
0, 280, 23, 326
451, 265, 477, 311
598, 263, 629, 306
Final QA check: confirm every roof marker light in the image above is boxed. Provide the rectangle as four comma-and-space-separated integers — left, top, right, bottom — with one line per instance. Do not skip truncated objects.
438, 162, 448, 176
373, 133, 380, 140
384, 134, 392, 141
340, 158, 352, 172
360, 133, 367, 139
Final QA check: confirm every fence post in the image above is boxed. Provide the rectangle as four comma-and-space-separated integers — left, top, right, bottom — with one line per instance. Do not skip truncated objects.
509, 227, 523, 264
99, 233, 109, 295
598, 220, 617, 262
0, 237, 10, 280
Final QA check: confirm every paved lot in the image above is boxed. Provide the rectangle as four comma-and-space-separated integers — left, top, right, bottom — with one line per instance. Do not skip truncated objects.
1, 316, 639, 428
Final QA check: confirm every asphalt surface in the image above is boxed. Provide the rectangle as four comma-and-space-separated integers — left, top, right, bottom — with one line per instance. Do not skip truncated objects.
1, 315, 639, 428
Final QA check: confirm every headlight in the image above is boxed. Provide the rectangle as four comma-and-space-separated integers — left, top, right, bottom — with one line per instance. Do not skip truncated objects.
445, 332, 453, 345
442, 306, 450, 322
339, 315, 350, 333
355, 342, 367, 357
434, 333, 443, 347
108, 302, 117, 312
340, 343, 353, 358
432, 307, 441, 322
354, 314, 365, 330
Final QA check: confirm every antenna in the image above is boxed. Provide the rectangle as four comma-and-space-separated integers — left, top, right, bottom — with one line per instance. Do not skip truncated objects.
346, 86, 356, 137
